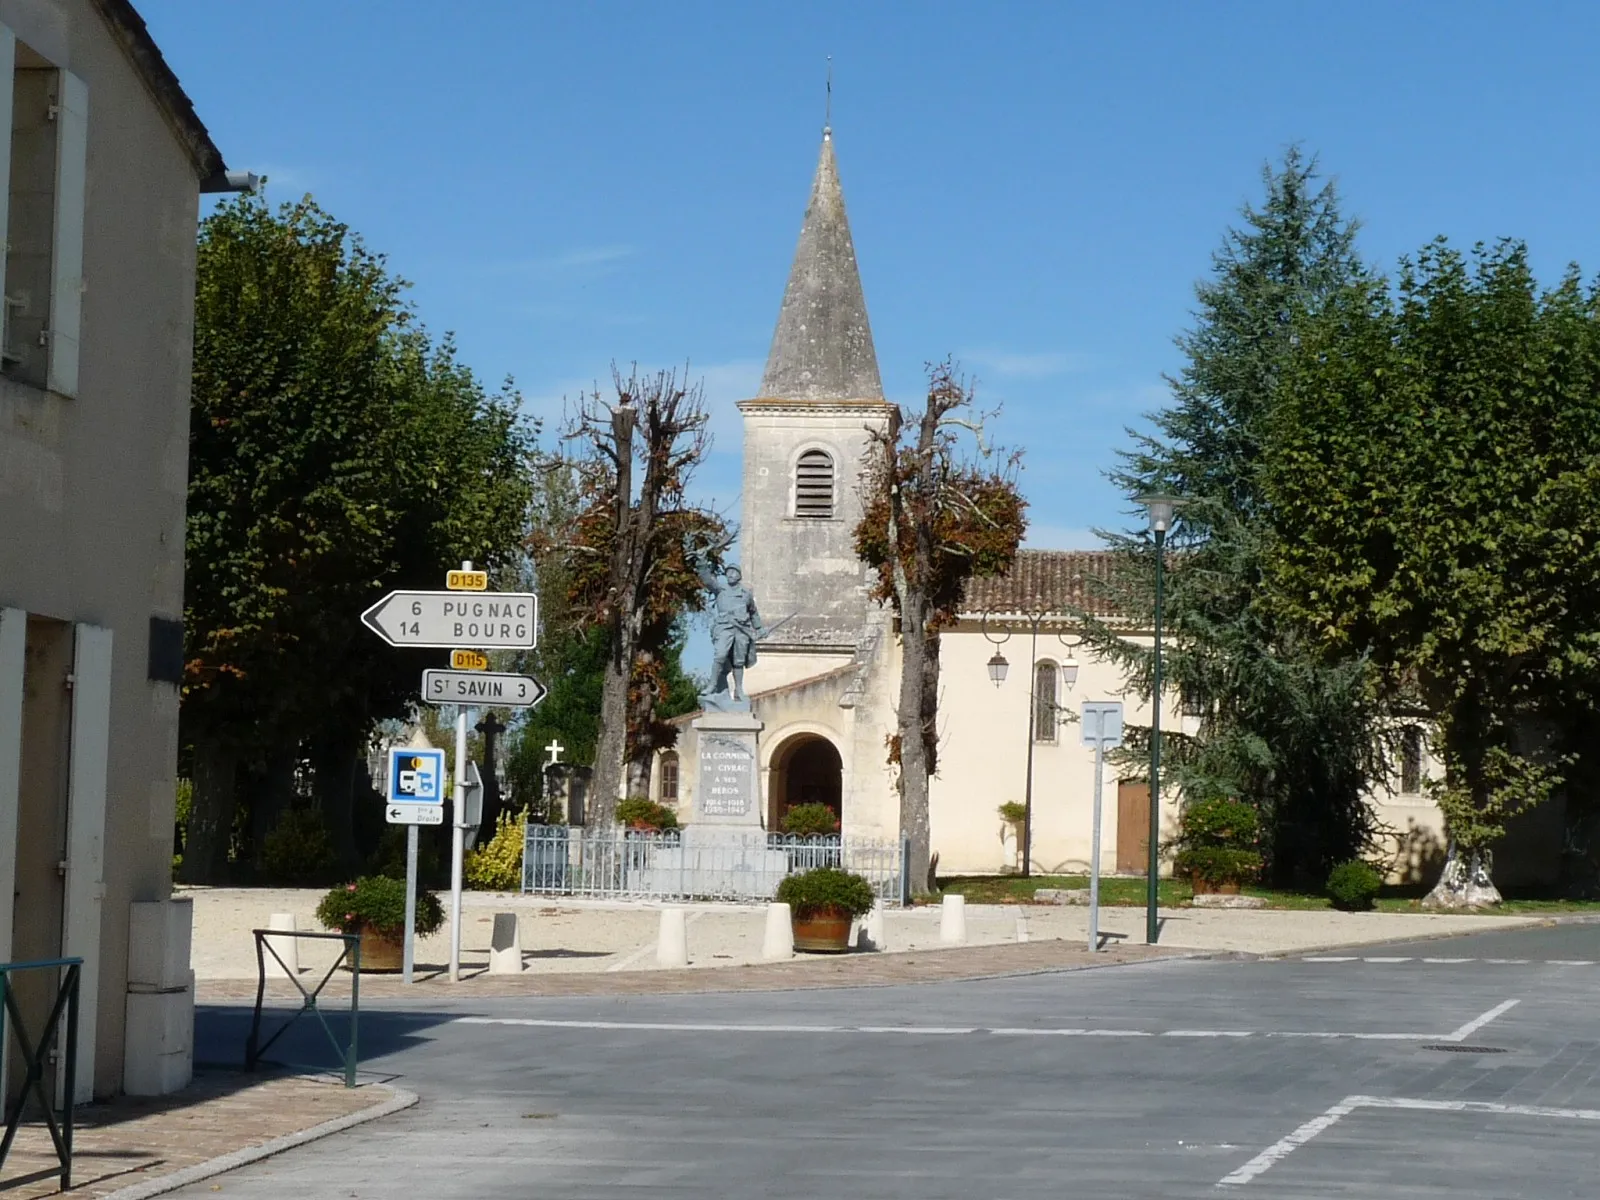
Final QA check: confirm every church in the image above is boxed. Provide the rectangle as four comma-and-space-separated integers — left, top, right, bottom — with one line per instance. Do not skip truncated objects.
656, 127, 1446, 883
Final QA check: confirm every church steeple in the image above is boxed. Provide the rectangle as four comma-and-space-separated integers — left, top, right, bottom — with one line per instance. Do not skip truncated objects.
757, 130, 884, 402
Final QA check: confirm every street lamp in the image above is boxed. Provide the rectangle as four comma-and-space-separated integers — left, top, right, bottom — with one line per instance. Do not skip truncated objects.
982, 611, 1081, 878
1136, 493, 1183, 945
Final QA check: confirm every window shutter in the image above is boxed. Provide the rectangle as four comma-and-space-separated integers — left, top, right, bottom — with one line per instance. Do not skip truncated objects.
0, 608, 25, 971
0, 26, 15, 358
47, 69, 86, 398
64, 622, 112, 1102
794, 449, 835, 518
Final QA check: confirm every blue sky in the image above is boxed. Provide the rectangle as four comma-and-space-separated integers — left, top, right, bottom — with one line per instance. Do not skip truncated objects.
145, 0, 1600, 551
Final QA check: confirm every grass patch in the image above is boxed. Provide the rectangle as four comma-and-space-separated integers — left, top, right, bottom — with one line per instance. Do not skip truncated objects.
938, 874, 1600, 914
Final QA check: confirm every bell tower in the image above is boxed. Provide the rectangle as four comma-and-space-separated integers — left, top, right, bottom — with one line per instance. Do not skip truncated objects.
738, 127, 891, 676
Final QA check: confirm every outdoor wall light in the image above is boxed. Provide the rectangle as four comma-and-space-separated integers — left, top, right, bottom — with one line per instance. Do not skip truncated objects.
986, 650, 1009, 687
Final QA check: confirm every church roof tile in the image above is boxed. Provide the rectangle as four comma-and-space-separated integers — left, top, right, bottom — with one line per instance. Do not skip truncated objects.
961, 549, 1123, 618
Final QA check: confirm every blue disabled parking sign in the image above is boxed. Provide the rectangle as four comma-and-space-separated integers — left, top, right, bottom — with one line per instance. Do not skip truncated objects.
387, 748, 445, 804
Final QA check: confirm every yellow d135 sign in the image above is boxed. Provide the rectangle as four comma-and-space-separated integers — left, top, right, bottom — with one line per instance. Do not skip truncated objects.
451, 649, 490, 671
447, 569, 489, 591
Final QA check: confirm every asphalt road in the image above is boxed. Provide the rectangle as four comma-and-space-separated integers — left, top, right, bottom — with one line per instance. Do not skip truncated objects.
184, 921, 1600, 1199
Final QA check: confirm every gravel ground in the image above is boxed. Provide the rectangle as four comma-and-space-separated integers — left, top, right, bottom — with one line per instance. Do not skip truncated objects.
179, 885, 1546, 980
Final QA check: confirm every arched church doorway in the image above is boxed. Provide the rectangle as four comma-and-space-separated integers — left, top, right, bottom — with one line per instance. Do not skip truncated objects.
767, 734, 843, 832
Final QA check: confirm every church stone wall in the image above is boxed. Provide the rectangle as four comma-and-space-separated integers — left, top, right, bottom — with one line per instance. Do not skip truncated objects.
738, 400, 891, 655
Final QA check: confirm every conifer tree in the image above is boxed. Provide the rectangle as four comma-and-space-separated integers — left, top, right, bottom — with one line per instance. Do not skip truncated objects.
1083, 149, 1388, 886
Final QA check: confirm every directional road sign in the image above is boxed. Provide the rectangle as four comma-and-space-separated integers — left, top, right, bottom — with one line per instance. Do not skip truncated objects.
386, 747, 446, 825
422, 669, 548, 709
361, 591, 538, 650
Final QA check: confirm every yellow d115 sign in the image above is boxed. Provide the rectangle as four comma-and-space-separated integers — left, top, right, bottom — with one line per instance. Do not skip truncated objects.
447, 569, 489, 591
451, 649, 490, 671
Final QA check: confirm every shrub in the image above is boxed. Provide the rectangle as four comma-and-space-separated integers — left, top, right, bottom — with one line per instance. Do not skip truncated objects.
997, 801, 1027, 826
316, 875, 444, 939
365, 824, 444, 885
775, 867, 877, 919
615, 796, 679, 830
1170, 795, 1262, 888
781, 803, 840, 837
1326, 859, 1384, 912
260, 806, 339, 886
465, 807, 529, 891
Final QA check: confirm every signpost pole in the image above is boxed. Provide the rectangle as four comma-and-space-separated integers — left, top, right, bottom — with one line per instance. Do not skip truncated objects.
403, 824, 418, 984
1089, 723, 1105, 953
450, 703, 468, 982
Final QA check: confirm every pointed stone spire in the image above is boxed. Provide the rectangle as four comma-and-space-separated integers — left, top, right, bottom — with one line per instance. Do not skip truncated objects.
758, 130, 884, 402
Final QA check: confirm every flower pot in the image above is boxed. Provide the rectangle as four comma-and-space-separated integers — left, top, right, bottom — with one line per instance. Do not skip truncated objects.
791, 905, 855, 953
356, 925, 405, 972
1192, 879, 1241, 896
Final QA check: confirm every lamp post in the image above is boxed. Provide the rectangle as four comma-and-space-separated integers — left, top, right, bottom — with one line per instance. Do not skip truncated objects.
982, 612, 1081, 878
1136, 494, 1181, 945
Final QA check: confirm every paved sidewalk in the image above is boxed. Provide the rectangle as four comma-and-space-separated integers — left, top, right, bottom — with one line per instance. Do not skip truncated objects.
197, 937, 1189, 1002
0, 1071, 408, 1200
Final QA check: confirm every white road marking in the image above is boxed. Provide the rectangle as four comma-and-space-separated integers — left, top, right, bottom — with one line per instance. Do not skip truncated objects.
1362, 956, 1412, 963
1482, 958, 1530, 965
452, 1010, 1516, 1042
1440, 998, 1520, 1042
1300, 956, 1357, 962
1548, 959, 1594, 965
1421, 957, 1474, 963
1218, 1093, 1600, 1187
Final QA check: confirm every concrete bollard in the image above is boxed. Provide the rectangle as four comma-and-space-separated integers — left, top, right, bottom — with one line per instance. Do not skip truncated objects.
859, 904, 885, 952
488, 912, 523, 974
939, 893, 967, 945
1015, 909, 1031, 943
265, 912, 298, 978
762, 903, 795, 961
656, 907, 689, 968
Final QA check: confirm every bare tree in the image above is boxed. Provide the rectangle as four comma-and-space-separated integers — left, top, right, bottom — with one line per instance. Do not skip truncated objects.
856, 362, 1026, 893
559, 366, 721, 825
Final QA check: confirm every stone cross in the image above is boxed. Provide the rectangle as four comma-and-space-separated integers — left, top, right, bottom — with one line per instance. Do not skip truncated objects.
544, 739, 565, 766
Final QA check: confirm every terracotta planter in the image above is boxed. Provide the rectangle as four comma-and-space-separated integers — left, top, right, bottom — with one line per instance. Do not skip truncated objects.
356, 925, 405, 972
791, 905, 856, 953
1191, 879, 1242, 896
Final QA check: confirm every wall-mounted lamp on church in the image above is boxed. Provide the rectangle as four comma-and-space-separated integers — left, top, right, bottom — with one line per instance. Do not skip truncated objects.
986, 650, 1009, 687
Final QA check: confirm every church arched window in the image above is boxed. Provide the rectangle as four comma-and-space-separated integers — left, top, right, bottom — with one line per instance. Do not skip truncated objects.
1033, 661, 1059, 743
794, 449, 836, 518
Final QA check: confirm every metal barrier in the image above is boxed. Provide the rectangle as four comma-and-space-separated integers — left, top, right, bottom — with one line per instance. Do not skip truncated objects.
246, 930, 360, 1088
0, 956, 81, 1191
521, 825, 905, 905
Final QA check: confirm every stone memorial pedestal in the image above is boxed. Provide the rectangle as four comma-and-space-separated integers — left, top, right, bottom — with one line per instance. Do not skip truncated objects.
642, 708, 789, 897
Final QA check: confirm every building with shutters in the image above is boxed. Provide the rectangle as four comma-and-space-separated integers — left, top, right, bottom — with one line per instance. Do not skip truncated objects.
658, 124, 1450, 887
0, 0, 247, 1102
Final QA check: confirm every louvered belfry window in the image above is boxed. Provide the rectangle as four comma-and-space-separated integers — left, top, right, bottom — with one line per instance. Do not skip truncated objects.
795, 449, 835, 518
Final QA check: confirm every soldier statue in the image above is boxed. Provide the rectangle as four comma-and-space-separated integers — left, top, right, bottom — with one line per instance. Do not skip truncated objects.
693, 551, 764, 705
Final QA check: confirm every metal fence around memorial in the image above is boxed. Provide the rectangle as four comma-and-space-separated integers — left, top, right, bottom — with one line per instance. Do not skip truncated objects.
520, 826, 906, 905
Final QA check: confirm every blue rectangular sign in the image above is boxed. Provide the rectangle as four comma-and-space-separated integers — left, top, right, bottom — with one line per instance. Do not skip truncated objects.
386, 747, 446, 805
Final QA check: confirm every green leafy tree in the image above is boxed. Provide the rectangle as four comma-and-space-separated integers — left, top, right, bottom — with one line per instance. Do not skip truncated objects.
182, 195, 534, 881
856, 361, 1025, 893
1084, 149, 1389, 886
1262, 239, 1600, 904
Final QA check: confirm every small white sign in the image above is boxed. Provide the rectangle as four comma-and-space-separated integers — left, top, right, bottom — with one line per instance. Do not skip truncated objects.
1081, 700, 1125, 748
386, 803, 445, 826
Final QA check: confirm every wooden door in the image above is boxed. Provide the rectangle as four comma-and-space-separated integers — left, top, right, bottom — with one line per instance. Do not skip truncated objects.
1117, 779, 1151, 875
